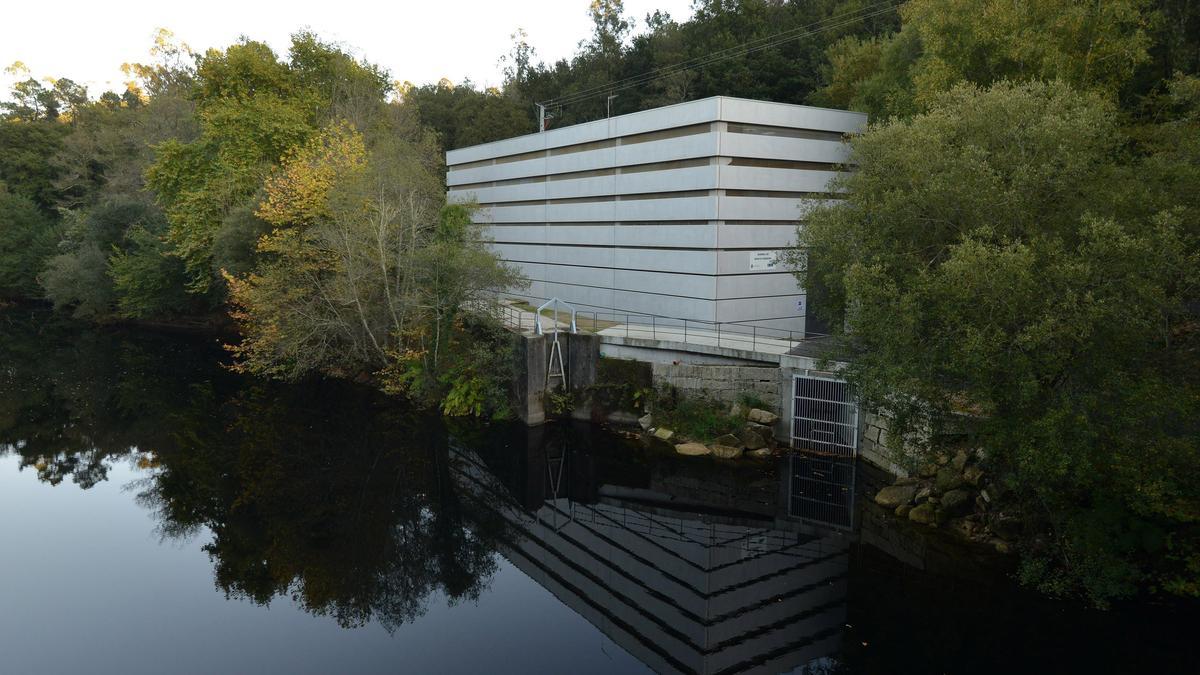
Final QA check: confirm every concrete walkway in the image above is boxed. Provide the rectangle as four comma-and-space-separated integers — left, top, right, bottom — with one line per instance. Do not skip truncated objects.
594, 323, 797, 355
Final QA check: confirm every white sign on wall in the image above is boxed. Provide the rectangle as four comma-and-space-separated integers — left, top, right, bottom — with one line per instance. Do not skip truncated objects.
748, 250, 779, 271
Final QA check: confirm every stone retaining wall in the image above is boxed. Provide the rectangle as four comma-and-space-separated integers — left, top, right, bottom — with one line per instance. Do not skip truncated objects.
650, 362, 781, 412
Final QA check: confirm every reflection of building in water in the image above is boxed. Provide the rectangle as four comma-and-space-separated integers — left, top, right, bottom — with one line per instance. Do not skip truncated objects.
450, 436, 851, 675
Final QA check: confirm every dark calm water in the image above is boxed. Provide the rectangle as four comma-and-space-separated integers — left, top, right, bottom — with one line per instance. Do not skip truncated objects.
1, 310, 1196, 674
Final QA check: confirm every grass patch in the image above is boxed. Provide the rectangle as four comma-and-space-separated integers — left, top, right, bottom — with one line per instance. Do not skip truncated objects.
735, 392, 772, 411
652, 386, 741, 441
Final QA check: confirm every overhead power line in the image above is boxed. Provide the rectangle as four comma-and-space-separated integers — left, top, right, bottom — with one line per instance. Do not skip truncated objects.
537, 1, 899, 111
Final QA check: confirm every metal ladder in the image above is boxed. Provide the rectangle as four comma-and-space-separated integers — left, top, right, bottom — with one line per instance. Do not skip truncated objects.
536, 298, 577, 392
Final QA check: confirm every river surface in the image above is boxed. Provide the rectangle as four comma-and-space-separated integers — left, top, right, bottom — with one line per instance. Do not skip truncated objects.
0, 309, 1196, 674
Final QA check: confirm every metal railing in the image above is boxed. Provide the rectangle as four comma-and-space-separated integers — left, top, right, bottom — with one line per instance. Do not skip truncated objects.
485, 298, 825, 354
574, 309, 813, 353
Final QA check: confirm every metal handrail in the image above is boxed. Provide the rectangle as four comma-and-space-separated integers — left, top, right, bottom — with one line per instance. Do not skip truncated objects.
488, 297, 830, 352
573, 308, 820, 351
535, 297, 577, 335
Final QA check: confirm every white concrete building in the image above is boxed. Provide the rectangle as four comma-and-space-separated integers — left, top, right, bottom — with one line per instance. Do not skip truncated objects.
446, 96, 866, 337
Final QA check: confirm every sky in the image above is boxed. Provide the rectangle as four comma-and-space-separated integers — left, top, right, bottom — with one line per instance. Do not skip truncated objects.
1, 0, 694, 99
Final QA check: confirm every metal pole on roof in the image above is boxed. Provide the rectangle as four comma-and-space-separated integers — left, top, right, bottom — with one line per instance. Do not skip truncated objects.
536, 103, 546, 132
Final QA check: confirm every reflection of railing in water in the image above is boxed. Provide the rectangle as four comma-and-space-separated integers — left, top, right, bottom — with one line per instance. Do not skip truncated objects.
448, 437, 851, 675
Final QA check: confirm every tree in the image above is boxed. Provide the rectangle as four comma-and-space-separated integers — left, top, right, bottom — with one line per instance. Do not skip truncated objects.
815, 0, 1154, 118
793, 80, 1200, 605
225, 122, 520, 416
0, 190, 58, 298
145, 34, 389, 294
0, 116, 68, 211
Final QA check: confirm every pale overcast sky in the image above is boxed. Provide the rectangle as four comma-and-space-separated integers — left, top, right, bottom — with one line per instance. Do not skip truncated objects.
1, 0, 694, 98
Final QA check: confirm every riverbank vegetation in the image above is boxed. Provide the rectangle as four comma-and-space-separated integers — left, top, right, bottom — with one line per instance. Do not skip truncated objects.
793, 0, 1200, 606
0, 30, 522, 415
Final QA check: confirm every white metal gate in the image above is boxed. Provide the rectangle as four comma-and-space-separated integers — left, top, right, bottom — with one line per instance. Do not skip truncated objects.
790, 375, 859, 457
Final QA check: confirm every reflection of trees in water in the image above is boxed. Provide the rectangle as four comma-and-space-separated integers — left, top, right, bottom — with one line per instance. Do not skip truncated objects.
0, 312, 504, 632
0, 313, 194, 488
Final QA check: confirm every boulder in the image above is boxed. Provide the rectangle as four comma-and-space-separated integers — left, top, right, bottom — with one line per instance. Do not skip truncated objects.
941, 489, 974, 517
715, 433, 741, 448
935, 467, 965, 494
607, 410, 640, 426
963, 465, 985, 486
918, 463, 939, 479
990, 538, 1012, 554
638, 413, 654, 431
747, 447, 773, 459
908, 502, 938, 526
738, 428, 767, 451
874, 484, 918, 509
730, 402, 747, 419
646, 433, 675, 453
950, 448, 970, 473
950, 517, 980, 538
915, 486, 932, 503
745, 421, 774, 440
653, 427, 675, 442
895, 504, 912, 518
894, 476, 921, 486
711, 444, 743, 459
989, 515, 1022, 541
747, 408, 779, 425
675, 442, 712, 457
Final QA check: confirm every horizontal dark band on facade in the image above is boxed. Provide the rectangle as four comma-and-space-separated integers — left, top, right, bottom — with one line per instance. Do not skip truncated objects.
501, 261, 802, 287
448, 156, 843, 191
727, 122, 847, 143
505, 279, 804, 308
449, 121, 847, 171
478, 220, 802, 227
487, 241, 797, 253
504, 289, 805, 324
447, 123, 716, 170
468, 190, 835, 209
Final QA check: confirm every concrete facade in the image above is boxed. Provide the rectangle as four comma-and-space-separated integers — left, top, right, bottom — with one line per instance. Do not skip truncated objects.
447, 97, 867, 335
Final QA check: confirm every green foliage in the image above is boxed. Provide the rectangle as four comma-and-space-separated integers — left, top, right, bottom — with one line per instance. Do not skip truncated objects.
0, 191, 58, 298
146, 34, 390, 293
547, 389, 575, 417
41, 243, 115, 319
0, 120, 68, 210
814, 0, 1200, 120
735, 392, 771, 412
651, 386, 740, 441
415, 1, 899, 149
40, 197, 192, 320
108, 226, 191, 319
403, 80, 533, 151
795, 80, 1200, 605
224, 120, 522, 418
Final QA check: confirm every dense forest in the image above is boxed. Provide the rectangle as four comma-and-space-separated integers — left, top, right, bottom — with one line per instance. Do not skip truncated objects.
786, 0, 1200, 607
1, 0, 1199, 607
